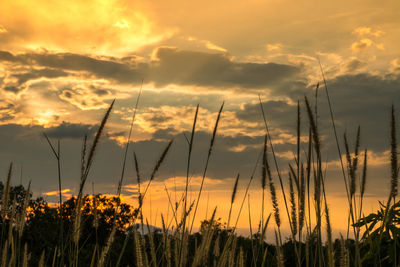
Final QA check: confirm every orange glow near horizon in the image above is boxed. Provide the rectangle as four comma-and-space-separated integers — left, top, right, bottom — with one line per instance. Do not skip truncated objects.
43, 188, 71, 196
120, 176, 387, 239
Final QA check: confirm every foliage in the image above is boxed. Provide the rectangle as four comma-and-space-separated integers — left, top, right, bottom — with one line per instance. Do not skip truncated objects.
354, 200, 400, 265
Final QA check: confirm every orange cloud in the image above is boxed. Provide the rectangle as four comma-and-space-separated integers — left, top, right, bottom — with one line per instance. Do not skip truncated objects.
390, 58, 400, 73
0, 25, 7, 34
43, 188, 71, 196
134, 105, 262, 139
353, 27, 384, 37
204, 41, 227, 53
351, 38, 373, 52
266, 43, 282, 52
186, 36, 227, 52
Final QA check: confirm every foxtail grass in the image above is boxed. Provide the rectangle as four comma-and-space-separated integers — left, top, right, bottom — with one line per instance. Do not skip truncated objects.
259, 95, 300, 266
190, 102, 224, 232
74, 100, 115, 266
227, 173, 240, 229
43, 133, 64, 266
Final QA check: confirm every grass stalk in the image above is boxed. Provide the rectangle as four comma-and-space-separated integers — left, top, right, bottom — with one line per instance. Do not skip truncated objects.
190, 102, 224, 232
259, 95, 300, 265
43, 134, 64, 266
227, 173, 240, 229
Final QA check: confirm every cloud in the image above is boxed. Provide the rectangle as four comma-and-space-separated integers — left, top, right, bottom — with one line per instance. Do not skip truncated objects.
123, 175, 231, 200
0, 67, 69, 96
151, 47, 302, 89
0, 25, 7, 34
0, 120, 279, 194
343, 58, 368, 73
186, 36, 228, 52
0, 51, 145, 84
114, 19, 131, 29
59, 84, 114, 110
11, 68, 68, 86
315, 73, 400, 153
204, 41, 227, 53
133, 104, 264, 140
236, 100, 296, 125
236, 72, 400, 154
0, 51, 16, 62
0, 48, 302, 90
0, 48, 398, 158
43, 188, 71, 196
350, 27, 385, 53
266, 43, 282, 52
0, 123, 125, 194
351, 38, 373, 52
3, 85, 19, 93
390, 58, 400, 73
44, 121, 95, 139
353, 27, 384, 37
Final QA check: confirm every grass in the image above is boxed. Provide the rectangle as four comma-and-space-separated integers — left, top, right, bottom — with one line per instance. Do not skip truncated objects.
0, 80, 399, 267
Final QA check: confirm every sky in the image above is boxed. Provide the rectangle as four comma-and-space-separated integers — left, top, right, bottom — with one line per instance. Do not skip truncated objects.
0, 0, 399, 235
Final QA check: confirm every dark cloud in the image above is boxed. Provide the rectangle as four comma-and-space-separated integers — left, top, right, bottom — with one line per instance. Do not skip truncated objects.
0, 114, 14, 121
45, 121, 95, 139
0, 51, 15, 62
236, 72, 400, 154
1, 68, 68, 94
150, 47, 302, 88
0, 103, 14, 110
152, 128, 177, 140
0, 111, 392, 199
63, 91, 72, 98
236, 100, 298, 130
11, 68, 68, 85
0, 122, 273, 195
147, 114, 173, 124
91, 87, 109, 96
344, 58, 367, 73
0, 50, 144, 84
314, 73, 400, 152
3, 85, 19, 93
0, 48, 302, 90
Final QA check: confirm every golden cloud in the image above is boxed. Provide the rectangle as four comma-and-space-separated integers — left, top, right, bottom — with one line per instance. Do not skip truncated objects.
351, 38, 373, 52
353, 27, 384, 37
266, 43, 282, 52
0, 25, 7, 34
186, 36, 227, 52
133, 105, 263, 139
44, 188, 71, 196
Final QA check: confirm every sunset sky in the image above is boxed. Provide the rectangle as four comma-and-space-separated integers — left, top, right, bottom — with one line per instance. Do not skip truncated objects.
0, 0, 399, 235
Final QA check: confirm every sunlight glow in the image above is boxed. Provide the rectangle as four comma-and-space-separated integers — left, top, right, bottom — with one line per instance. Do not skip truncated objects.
0, 0, 173, 55
44, 188, 71, 196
